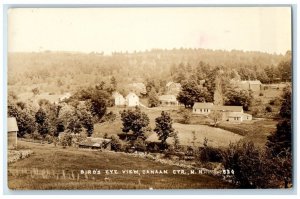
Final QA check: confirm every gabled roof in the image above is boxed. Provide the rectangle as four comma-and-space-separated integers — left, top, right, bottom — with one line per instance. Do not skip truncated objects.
241, 80, 262, 85
112, 92, 124, 98
8, 117, 18, 132
227, 112, 244, 117
159, 95, 177, 102
213, 105, 243, 112
166, 82, 181, 88
126, 92, 139, 99
193, 103, 214, 109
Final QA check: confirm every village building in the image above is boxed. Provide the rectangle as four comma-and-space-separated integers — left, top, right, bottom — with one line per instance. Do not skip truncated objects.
231, 80, 262, 92
128, 83, 147, 96
192, 102, 252, 122
159, 95, 179, 106
79, 137, 111, 150
125, 92, 140, 107
8, 117, 18, 149
166, 82, 181, 95
59, 92, 72, 101
192, 103, 214, 115
112, 92, 125, 106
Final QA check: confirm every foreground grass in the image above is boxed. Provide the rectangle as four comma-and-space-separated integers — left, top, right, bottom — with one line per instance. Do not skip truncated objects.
8, 141, 233, 190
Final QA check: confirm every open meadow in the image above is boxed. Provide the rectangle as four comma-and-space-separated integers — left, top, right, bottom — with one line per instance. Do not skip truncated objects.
8, 141, 233, 190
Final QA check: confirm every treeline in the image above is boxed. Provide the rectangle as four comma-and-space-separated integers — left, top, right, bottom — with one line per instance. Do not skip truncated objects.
7, 83, 115, 140
8, 48, 290, 94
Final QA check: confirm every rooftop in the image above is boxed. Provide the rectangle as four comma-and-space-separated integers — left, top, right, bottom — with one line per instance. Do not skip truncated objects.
8, 117, 18, 132
159, 95, 177, 102
193, 103, 214, 109
212, 105, 243, 112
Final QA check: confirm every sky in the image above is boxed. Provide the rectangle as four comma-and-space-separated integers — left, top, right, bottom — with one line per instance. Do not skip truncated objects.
8, 7, 292, 55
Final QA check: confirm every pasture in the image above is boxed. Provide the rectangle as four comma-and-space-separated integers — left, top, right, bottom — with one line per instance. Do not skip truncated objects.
8, 141, 232, 190
147, 123, 243, 148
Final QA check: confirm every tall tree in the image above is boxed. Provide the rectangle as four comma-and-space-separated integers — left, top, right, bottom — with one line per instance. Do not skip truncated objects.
265, 85, 292, 188
148, 88, 160, 108
154, 111, 174, 148
120, 107, 150, 140
224, 88, 253, 111
177, 80, 210, 108
35, 108, 50, 138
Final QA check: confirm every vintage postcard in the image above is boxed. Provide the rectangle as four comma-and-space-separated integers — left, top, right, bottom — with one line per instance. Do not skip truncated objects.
6, 7, 292, 190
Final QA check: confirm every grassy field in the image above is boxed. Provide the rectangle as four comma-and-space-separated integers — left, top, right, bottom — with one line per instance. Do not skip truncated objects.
95, 106, 277, 148
147, 123, 242, 148
218, 119, 277, 147
8, 141, 233, 190
94, 107, 243, 148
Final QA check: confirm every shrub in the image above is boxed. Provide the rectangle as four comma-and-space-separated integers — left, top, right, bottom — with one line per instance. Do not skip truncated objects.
222, 140, 266, 188
146, 142, 161, 153
59, 133, 73, 148
199, 138, 222, 162
44, 134, 54, 144
110, 135, 124, 152
132, 138, 147, 152
269, 98, 281, 106
265, 106, 273, 112
32, 131, 42, 140
199, 146, 223, 163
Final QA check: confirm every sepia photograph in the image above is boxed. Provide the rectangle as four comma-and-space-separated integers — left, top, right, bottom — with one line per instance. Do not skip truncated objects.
6, 6, 293, 190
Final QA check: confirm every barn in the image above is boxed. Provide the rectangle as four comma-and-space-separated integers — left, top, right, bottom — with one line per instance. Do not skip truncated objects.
8, 117, 18, 149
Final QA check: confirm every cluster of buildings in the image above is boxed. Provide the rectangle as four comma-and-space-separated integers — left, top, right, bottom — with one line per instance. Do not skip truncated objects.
113, 81, 182, 107
113, 92, 140, 107
230, 80, 262, 92
192, 102, 252, 122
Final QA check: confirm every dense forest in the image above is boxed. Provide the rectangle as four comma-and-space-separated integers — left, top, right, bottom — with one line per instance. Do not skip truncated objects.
8, 48, 291, 95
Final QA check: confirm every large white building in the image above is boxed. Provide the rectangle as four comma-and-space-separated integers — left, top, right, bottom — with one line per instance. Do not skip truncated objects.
192, 102, 252, 122
112, 92, 126, 106
125, 92, 139, 107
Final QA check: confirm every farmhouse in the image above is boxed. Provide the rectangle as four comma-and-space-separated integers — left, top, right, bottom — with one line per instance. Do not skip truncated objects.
128, 83, 147, 96
79, 137, 111, 150
112, 92, 125, 106
166, 82, 181, 95
125, 92, 140, 107
192, 103, 214, 115
159, 95, 179, 106
8, 117, 18, 149
231, 80, 262, 92
192, 103, 252, 122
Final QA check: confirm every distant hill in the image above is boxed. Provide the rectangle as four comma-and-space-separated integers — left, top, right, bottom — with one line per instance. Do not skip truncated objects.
7, 48, 286, 94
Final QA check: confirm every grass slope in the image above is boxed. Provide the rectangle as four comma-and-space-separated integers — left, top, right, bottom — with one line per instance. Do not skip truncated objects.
8, 141, 232, 190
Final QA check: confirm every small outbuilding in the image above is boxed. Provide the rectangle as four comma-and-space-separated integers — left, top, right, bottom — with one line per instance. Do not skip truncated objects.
8, 117, 18, 149
79, 137, 111, 150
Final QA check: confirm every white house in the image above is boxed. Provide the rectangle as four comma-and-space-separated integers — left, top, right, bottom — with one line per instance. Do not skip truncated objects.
112, 92, 125, 106
192, 102, 252, 122
159, 95, 179, 106
125, 92, 139, 107
192, 103, 214, 114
